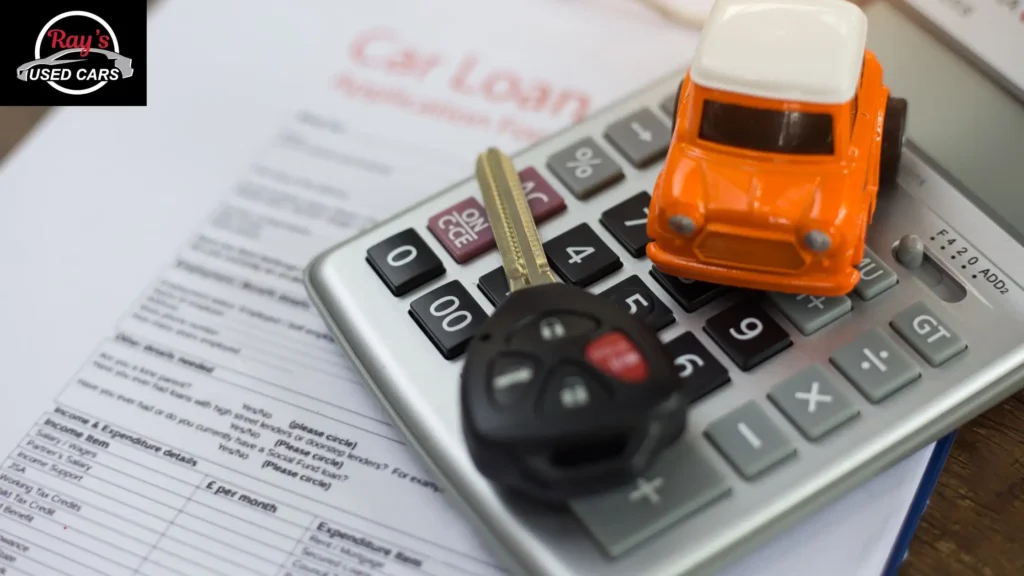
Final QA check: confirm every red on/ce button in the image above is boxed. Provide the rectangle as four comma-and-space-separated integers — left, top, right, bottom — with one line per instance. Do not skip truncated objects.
584, 331, 649, 384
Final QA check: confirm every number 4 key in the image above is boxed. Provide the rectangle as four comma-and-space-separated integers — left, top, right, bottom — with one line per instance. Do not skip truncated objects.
545, 223, 623, 287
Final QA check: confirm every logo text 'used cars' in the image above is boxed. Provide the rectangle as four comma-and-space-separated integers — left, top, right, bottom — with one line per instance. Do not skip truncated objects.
16, 10, 133, 95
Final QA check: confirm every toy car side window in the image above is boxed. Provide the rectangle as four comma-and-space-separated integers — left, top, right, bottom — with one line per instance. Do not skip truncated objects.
698, 100, 834, 155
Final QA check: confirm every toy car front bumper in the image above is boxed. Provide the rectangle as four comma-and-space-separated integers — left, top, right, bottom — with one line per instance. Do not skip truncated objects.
647, 243, 860, 297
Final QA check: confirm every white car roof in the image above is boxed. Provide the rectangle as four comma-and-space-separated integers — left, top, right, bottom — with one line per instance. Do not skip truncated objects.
689, 0, 868, 105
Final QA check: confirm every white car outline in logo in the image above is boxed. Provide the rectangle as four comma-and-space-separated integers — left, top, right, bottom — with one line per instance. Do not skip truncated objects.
16, 47, 133, 81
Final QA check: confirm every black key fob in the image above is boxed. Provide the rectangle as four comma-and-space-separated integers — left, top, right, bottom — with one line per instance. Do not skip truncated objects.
460, 282, 689, 504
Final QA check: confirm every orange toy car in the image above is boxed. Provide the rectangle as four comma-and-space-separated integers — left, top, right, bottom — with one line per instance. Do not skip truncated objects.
647, 0, 907, 297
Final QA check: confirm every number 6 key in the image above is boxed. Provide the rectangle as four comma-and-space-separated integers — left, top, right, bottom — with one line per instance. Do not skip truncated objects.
459, 148, 689, 505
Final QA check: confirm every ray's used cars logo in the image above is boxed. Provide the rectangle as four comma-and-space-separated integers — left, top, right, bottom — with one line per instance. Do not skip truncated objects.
17, 11, 132, 94
1, 5, 146, 105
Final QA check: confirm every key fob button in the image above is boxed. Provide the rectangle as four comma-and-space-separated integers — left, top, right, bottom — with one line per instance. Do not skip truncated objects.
489, 354, 538, 408
585, 331, 649, 384
508, 312, 599, 347
541, 363, 609, 413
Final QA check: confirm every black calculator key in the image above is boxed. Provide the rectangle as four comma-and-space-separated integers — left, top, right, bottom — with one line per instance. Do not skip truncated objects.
545, 224, 622, 287
649, 267, 727, 312
663, 332, 730, 402
703, 299, 792, 371
598, 275, 674, 332
599, 192, 652, 257
409, 281, 488, 359
366, 228, 444, 296
478, 266, 511, 307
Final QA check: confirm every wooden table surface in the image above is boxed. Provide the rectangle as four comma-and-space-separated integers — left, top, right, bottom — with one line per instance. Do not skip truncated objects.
2, 101, 1023, 574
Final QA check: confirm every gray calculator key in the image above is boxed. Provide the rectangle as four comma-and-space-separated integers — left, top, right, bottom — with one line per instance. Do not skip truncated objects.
569, 439, 730, 557
768, 365, 858, 441
660, 94, 676, 118
604, 109, 671, 168
546, 137, 624, 199
854, 248, 898, 301
830, 328, 920, 403
769, 292, 851, 336
890, 302, 967, 367
705, 401, 795, 479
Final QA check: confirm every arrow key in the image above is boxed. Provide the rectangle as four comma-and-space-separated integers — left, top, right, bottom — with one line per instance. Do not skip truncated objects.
604, 108, 671, 169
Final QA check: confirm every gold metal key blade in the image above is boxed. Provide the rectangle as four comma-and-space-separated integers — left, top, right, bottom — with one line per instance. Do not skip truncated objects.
475, 147, 559, 292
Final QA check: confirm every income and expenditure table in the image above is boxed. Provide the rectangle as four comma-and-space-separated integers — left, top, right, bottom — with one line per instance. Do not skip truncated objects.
1, 401, 486, 576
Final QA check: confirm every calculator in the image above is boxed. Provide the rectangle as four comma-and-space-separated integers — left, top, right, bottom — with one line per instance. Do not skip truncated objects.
304, 1, 1024, 574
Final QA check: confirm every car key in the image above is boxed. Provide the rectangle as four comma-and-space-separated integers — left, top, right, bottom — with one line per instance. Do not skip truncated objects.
460, 148, 690, 504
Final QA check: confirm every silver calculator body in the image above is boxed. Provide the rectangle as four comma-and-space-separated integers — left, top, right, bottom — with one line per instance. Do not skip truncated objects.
305, 2, 1024, 574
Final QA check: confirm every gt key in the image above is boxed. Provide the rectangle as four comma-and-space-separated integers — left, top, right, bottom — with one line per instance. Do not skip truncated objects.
460, 148, 689, 504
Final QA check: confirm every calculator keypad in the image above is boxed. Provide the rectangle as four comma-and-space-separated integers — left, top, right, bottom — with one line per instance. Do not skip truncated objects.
649, 268, 726, 312
599, 275, 674, 332
768, 365, 859, 441
427, 172, 565, 264
545, 223, 623, 287
604, 109, 671, 168
546, 137, 624, 199
408, 281, 487, 359
889, 302, 967, 367
768, 292, 852, 336
518, 167, 567, 222
366, 228, 445, 296
426, 198, 495, 264
600, 191, 652, 257
663, 332, 730, 402
853, 248, 899, 300
478, 266, 511, 308
705, 401, 796, 480
659, 94, 676, 119
569, 439, 730, 558
366, 89, 980, 561
704, 300, 792, 371
829, 329, 920, 403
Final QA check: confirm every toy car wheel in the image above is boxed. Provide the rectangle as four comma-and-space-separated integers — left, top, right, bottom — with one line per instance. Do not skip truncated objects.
879, 96, 907, 187
669, 78, 685, 134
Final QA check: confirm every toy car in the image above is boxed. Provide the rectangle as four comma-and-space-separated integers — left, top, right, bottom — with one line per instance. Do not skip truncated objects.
647, 0, 907, 297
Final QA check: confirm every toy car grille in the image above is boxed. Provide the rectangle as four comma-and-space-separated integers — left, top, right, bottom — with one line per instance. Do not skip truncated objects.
694, 231, 806, 271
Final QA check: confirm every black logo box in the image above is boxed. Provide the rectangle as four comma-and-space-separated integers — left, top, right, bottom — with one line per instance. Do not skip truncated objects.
0, 2, 147, 106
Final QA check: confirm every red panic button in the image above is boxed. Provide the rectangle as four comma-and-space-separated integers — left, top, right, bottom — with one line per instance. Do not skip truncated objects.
584, 331, 649, 383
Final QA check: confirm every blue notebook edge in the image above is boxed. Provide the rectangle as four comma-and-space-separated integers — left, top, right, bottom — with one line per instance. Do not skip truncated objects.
881, 431, 958, 575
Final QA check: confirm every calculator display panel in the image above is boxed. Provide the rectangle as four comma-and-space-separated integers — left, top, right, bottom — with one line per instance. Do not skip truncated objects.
860, 0, 1024, 247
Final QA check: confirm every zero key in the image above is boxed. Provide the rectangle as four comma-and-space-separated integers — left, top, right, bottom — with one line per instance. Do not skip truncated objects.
366, 228, 445, 296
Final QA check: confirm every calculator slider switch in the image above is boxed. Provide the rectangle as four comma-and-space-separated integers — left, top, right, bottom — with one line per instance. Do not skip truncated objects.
890, 236, 967, 303
895, 234, 924, 269
460, 283, 690, 504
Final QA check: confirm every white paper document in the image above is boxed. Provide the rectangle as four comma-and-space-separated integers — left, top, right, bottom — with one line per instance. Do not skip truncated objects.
0, 1, 932, 575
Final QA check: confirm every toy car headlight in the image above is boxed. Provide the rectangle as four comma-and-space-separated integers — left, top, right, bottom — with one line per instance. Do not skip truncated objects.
801, 225, 841, 254
803, 229, 832, 252
667, 207, 703, 237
